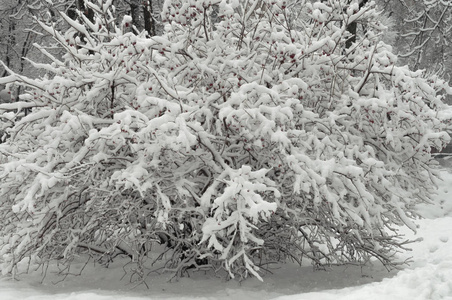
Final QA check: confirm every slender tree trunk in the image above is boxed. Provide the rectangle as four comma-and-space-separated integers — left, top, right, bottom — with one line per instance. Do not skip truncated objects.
346, 0, 369, 48
2, 13, 16, 78
144, 0, 155, 37
130, 0, 141, 34
15, 31, 34, 102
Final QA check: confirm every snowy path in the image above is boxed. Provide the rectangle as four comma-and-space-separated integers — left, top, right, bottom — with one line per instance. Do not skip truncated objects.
2, 171, 452, 300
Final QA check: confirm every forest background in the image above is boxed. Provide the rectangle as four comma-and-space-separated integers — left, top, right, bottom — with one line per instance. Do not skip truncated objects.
2, 0, 452, 102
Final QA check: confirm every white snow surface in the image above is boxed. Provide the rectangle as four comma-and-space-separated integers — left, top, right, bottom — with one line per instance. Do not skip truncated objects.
2, 167, 452, 300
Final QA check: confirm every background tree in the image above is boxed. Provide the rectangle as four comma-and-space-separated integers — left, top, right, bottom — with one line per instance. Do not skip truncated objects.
378, 0, 452, 95
0, 0, 450, 282
0, 0, 165, 98
0, 0, 38, 101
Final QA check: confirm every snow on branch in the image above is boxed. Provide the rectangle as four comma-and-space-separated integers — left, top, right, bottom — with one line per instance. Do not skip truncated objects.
0, 0, 451, 282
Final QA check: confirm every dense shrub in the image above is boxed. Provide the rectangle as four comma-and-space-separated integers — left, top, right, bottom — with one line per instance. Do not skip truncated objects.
0, 0, 450, 281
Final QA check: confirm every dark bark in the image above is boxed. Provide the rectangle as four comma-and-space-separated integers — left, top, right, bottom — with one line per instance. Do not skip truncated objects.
78, 0, 94, 23
1, 13, 16, 78
68, 0, 94, 23
144, 0, 156, 37
345, 0, 369, 48
129, 0, 141, 34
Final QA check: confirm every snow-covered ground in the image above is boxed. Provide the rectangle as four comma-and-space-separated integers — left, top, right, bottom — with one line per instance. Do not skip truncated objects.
2, 167, 452, 300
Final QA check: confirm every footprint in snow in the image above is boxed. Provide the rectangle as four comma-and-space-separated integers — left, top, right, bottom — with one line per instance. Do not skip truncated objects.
429, 245, 439, 253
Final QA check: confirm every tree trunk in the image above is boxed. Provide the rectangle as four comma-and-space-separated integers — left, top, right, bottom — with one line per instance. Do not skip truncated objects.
2, 12, 16, 78
130, 0, 142, 34
346, 0, 369, 48
144, 0, 155, 37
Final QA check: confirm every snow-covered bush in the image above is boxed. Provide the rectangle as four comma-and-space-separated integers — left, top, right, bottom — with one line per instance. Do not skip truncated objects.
0, 0, 450, 281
